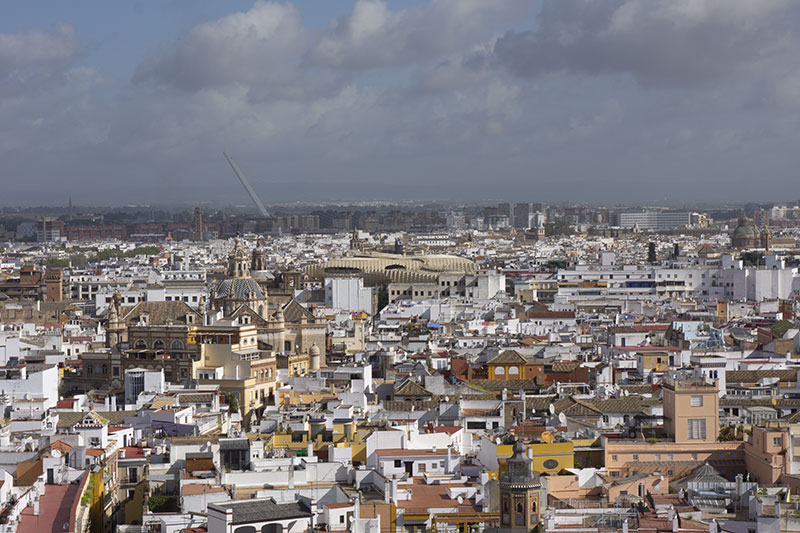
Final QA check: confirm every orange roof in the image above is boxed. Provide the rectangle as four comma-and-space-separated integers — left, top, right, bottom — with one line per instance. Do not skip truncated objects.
47, 440, 73, 453
85, 448, 104, 457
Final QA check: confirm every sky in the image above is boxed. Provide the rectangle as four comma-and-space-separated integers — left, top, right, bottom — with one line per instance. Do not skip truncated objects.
2, 0, 800, 206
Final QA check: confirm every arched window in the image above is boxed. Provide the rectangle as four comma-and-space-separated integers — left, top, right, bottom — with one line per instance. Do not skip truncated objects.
508, 366, 519, 377
153, 339, 165, 350
258, 305, 264, 317
516, 501, 525, 526
134, 340, 147, 349
234, 527, 256, 533
171, 340, 184, 351
495, 366, 505, 377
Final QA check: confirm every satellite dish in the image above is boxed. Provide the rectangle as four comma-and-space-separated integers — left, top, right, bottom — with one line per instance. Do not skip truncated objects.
457, 495, 464, 504
548, 404, 555, 415
558, 412, 567, 426
495, 437, 502, 445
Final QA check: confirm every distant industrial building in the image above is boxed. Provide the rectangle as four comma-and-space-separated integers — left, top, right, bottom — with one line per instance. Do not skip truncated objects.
616, 211, 691, 230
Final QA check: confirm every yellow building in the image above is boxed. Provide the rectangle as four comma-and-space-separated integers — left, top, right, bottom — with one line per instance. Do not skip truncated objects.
496, 441, 574, 475
663, 373, 719, 443
194, 325, 277, 426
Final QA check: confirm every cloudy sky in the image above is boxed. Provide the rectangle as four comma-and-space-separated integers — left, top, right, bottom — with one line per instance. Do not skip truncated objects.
2, 0, 800, 206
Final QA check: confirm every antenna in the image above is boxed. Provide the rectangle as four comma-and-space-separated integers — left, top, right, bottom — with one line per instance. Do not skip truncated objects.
223, 151, 269, 217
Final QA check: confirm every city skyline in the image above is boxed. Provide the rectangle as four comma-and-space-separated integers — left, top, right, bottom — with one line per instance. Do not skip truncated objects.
3, 1, 800, 204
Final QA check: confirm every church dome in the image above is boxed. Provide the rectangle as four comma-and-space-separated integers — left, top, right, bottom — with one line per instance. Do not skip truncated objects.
214, 277, 265, 300
731, 218, 760, 248
732, 219, 755, 237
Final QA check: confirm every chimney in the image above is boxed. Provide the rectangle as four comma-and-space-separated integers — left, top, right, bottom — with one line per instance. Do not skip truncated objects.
33, 498, 39, 516
288, 464, 295, 489
672, 516, 679, 533
447, 446, 452, 474
111, 396, 117, 411
667, 505, 675, 521
622, 519, 629, 533
709, 519, 718, 533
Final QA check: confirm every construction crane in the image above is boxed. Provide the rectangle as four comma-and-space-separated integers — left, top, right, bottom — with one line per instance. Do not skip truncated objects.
223, 151, 269, 217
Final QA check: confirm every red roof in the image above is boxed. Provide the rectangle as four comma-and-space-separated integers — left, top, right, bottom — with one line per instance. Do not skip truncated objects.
631, 324, 670, 332
56, 399, 76, 409
325, 502, 354, 509
18, 481, 85, 533
119, 447, 146, 459
430, 426, 462, 435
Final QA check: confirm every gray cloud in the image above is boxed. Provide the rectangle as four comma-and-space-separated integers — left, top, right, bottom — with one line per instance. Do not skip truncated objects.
486, 0, 799, 88
310, 0, 529, 69
4, 1, 800, 206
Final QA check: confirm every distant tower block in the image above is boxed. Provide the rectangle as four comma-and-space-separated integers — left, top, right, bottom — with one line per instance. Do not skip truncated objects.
193, 207, 203, 241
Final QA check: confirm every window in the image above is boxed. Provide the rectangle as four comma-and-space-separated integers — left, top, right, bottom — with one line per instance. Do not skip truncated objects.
419, 463, 426, 473
691, 453, 699, 460
611, 455, 617, 462
688, 419, 706, 440
394, 460, 401, 468
690, 396, 703, 407
339, 516, 345, 524
774, 437, 783, 447
632, 455, 639, 461
654, 454, 661, 461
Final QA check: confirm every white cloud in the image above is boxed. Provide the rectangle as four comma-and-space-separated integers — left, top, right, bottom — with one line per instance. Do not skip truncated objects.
0, 23, 79, 76
134, 2, 309, 91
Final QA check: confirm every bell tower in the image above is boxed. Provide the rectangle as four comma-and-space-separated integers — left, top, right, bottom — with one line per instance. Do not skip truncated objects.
227, 237, 249, 278
499, 441, 542, 532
